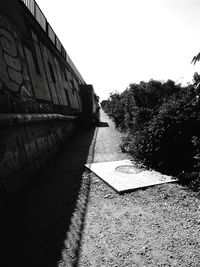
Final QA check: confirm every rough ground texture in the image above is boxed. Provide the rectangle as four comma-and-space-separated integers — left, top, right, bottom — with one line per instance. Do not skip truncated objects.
62, 111, 200, 267
77, 175, 200, 266
1, 110, 200, 267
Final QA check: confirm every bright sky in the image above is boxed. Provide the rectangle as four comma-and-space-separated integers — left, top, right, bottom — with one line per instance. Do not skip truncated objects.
36, 0, 200, 100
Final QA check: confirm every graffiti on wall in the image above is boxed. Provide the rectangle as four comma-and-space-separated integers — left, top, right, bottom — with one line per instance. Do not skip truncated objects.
0, 15, 34, 104
25, 32, 51, 102
0, 22, 23, 92
0, 14, 81, 112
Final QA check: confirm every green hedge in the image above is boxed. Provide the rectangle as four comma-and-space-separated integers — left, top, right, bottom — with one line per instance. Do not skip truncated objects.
101, 78, 200, 187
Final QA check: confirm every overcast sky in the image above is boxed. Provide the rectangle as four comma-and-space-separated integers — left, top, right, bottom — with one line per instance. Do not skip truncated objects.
36, 0, 200, 100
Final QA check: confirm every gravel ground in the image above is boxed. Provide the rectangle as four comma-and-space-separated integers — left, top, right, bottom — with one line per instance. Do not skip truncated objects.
63, 110, 200, 267
76, 174, 200, 267
1, 110, 200, 267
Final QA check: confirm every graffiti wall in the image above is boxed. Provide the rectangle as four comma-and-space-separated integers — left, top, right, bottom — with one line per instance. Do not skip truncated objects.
0, 0, 85, 204
0, 0, 82, 115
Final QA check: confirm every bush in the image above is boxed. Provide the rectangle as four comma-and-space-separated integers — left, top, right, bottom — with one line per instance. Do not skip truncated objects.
101, 77, 200, 186
124, 87, 200, 183
101, 79, 181, 132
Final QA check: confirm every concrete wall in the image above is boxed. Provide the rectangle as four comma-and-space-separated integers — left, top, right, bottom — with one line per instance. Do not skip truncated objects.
0, 0, 83, 115
0, 0, 86, 204
0, 116, 75, 201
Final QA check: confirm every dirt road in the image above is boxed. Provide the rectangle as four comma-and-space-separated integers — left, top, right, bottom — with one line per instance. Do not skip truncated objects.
1, 110, 200, 267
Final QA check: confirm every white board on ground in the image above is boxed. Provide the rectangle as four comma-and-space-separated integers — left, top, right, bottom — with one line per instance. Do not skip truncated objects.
85, 160, 177, 193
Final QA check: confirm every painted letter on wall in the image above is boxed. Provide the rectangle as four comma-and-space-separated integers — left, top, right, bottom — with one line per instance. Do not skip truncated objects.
0, 17, 23, 92
25, 31, 51, 102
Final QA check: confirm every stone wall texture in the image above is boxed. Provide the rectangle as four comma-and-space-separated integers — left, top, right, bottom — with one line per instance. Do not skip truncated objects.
0, 0, 85, 204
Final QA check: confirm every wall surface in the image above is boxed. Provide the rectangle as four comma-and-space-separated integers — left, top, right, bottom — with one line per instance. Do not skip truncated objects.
0, 0, 86, 204
0, 0, 83, 115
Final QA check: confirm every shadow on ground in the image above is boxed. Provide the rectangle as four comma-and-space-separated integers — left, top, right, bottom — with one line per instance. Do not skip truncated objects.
97, 121, 109, 127
0, 128, 97, 267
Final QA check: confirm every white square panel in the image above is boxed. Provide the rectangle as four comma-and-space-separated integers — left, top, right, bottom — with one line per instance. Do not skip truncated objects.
85, 160, 177, 193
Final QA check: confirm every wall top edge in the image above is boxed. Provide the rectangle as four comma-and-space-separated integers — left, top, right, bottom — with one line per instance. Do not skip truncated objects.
0, 113, 77, 126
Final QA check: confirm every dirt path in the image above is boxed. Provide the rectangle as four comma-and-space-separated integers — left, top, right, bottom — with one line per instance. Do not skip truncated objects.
91, 110, 130, 163
75, 110, 200, 266
1, 110, 200, 267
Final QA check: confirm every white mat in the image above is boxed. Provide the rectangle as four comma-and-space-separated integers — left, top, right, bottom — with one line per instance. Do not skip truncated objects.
85, 160, 177, 193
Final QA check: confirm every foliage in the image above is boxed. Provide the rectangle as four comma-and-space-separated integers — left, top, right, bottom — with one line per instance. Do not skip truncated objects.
101, 79, 181, 131
101, 77, 200, 186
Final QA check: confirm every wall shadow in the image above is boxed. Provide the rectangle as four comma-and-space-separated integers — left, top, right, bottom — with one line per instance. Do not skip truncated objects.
0, 127, 96, 267
97, 121, 109, 127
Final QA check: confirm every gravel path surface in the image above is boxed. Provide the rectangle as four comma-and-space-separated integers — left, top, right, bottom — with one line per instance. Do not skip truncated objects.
91, 111, 129, 163
1, 110, 200, 267
59, 110, 200, 266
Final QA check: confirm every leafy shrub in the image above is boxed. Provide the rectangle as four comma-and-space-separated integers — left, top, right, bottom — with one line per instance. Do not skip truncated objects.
123, 87, 200, 185
101, 79, 181, 131
101, 76, 200, 186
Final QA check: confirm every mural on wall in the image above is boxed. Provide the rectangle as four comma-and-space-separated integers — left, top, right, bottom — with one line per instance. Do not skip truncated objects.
40, 43, 59, 104
67, 71, 80, 110
73, 77, 82, 110
0, 29, 23, 93
25, 31, 51, 102
27, 30, 81, 110
53, 56, 68, 106
0, 15, 34, 108
0, 17, 23, 93
0, 13, 82, 114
